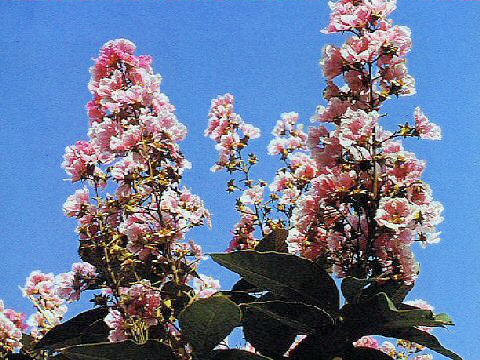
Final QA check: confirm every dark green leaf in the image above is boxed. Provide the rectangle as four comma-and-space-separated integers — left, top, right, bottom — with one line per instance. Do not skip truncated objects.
179, 295, 241, 355
20, 335, 34, 352
341, 277, 372, 304
209, 349, 272, 360
227, 279, 258, 305
341, 277, 413, 304
6, 354, 35, 360
60, 340, 175, 360
242, 301, 297, 358
211, 251, 339, 313
287, 334, 336, 360
35, 307, 109, 350
343, 346, 394, 360
243, 301, 333, 334
255, 229, 288, 253
342, 292, 453, 330
379, 327, 462, 360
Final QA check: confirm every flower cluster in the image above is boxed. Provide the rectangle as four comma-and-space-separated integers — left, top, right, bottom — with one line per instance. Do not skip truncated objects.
56, 262, 97, 302
205, 93, 260, 172
104, 281, 162, 343
0, 300, 26, 354
22, 271, 68, 340
284, 0, 444, 284
192, 274, 221, 299
60, 39, 214, 354
354, 334, 433, 359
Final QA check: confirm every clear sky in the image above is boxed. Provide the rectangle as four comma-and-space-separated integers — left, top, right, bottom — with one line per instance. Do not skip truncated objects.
0, 1, 479, 358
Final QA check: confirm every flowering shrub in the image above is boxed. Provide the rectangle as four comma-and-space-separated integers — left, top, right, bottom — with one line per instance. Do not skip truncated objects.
0, 1, 462, 360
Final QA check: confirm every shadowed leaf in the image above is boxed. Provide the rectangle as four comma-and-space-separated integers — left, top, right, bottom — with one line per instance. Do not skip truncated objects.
255, 229, 288, 253
59, 340, 175, 360
211, 251, 339, 313
209, 349, 272, 359
35, 307, 109, 350
179, 295, 241, 355
243, 301, 334, 334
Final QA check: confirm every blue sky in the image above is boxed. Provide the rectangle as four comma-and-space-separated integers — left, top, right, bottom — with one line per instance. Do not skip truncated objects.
0, 1, 479, 358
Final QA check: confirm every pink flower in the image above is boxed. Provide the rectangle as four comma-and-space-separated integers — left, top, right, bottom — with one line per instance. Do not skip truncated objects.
320, 45, 344, 79
240, 185, 265, 205
415, 107, 441, 140
375, 197, 417, 230
337, 108, 378, 147
289, 153, 318, 180
62, 141, 98, 182
240, 123, 261, 139
110, 153, 147, 181
63, 187, 90, 217
205, 93, 260, 171
104, 309, 128, 343
56, 262, 97, 302
354, 335, 380, 350
193, 274, 221, 298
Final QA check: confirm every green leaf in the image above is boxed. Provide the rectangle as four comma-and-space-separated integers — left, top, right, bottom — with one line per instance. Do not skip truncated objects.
341, 277, 372, 304
226, 279, 258, 305
255, 229, 288, 253
243, 301, 334, 334
209, 349, 272, 360
242, 300, 297, 358
287, 334, 335, 360
60, 340, 175, 360
5, 354, 35, 360
211, 251, 339, 313
341, 277, 413, 304
379, 327, 463, 360
35, 307, 109, 350
342, 292, 454, 330
343, 346, 394, 360
179, 295, 241, 355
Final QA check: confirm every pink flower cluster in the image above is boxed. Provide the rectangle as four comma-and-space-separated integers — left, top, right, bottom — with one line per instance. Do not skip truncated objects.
285, 0, 443, 284
104, 281, 162, 343
354, 334, 434, 359
267, 112, 307, 157
227, 207, 259, 252
60, 39, 212, 348
192, 274, 221, 299
415, 107, 442, 140
205, 93, 260, 172
323, 0, 397, 34
56, 262, 97, 302
0, 300, 26, 353
22, 271, 68, 340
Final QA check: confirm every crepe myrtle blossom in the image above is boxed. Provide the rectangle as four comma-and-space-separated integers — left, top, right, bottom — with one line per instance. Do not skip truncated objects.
268, 112, 308, 156
280, 0, 444, 285
323, 0, 397, 34
104, 281, 165, 343
0, 300, 26, 354
354, 336, 434, 359
353, 335, 380, 350
54, 39, 214, 353
205, 93, 260, 172
63, 187, 90, 217
192, 275, 221, 299
227, 207, 259, 252
239, 184, 265, 205
56, 262, 97, 302
415, 107, 442, 140
22, 271, 68, 340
